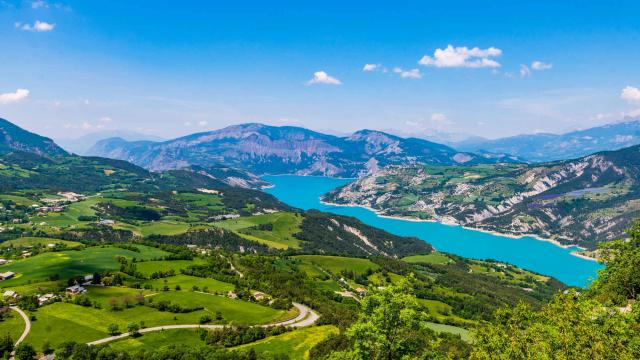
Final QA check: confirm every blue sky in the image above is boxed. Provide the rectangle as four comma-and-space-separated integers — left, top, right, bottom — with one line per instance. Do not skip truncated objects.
1, 0, 640, 140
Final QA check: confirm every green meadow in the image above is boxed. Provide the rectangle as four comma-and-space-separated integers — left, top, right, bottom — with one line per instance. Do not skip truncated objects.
213, 212, 303, 249
0, 245, 170, 289
293, 255, 379, 275
141, 274, 234, 294
232, 325, 339, 359
402, 252, 454, 265
0, 310, 25, 342
0, 237, 82, 249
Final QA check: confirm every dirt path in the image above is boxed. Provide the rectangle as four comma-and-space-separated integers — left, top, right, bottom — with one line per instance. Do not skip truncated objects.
9, 307, 30, 360
87, 302, 318, 346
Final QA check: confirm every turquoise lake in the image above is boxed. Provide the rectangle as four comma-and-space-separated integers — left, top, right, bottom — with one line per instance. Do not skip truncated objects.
263, 175, 602, 287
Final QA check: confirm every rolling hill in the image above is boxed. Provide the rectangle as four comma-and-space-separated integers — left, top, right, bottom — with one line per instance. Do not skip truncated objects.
325, 144, 640, 248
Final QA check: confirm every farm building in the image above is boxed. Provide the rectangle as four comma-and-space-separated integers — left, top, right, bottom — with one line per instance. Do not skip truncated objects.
0, 271, 15, 280
66, 285, 87, 294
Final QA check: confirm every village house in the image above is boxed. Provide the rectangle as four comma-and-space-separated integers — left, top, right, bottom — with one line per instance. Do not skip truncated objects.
0, 259, 7, 265
227, 291, 238, 299
83, 274, 94, 285
66, 285, 87, 295
3, 290, 18, 299
38, 293, 57, 305
354, 287, 367, 297
0, 271, 15, 281
99, 219, 115, 226
253, 291, 267, 301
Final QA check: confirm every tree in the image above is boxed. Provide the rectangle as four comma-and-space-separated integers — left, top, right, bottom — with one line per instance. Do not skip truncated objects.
0, 334, 13, 358
42, 340, 53, 355
127, 322, 140, 337
330, 277, 438, 359
107, 323, 120, 336
592, 220, 640, 304
471, 292, 640, 359
14, 343, 37, 360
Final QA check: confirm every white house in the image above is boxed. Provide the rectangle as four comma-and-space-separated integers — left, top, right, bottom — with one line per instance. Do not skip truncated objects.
0, 271, 15, 281
3, 290, 18, 299
66, 285, 87, 294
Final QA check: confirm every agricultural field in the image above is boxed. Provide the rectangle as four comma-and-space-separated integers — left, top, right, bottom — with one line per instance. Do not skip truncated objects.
141, 274, 234, 294
25, 285, 287, 349
0, 310, 25, 341
0, 236, 82, 249
232, 325, 339, 359
293, 255, 379, 276
0, 245, 170, 290
109, 328, 204, 353
425, 322, 473, 343
213, 212, 303, 249
402, 252, 454, 265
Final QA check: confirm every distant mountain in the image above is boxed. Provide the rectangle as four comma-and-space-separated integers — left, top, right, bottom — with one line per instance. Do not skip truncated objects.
325, 144, 640, 249
88, 123, 519, 177
55, 130, 165, 155
455, 119, 640, 162
0, 118, 67, 157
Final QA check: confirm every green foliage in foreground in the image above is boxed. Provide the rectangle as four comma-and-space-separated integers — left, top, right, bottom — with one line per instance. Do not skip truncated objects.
470, 220, 640, 360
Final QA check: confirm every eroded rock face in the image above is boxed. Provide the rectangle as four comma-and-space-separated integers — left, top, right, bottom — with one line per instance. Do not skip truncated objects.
324, 145, 640, 248
88, 123, 514, 177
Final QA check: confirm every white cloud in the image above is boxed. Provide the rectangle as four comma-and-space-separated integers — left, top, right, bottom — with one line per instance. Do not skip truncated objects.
0, 88, 30, 104
519, 65, 531, 77
393, 67, 423, 79
531, 61, 553, 70
183, 121, 192, 126
363, 64, 379, 72
99, 116, 112, 124
81, 121, 92, 130
419, 45, 502, 68
16, 20, 55, 32
197, 120, 208, 127
31, 0, 48, 9
307, 71, 342, 85
621, 86, 640, 103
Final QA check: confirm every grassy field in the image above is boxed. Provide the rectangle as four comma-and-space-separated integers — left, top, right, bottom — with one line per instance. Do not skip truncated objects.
109, 328, 204, 353
213, 212, 303, 249
402, 253, 454, 265
31, 197, 102, 228
294, 255, 379, 276
425, 322, 472, 343
232, 325, 339, 359
0, 245, 169, 289
113, 220, 191, 237
26, 287, 286, 349
141, 274, 234, 293
0, 310, 26, 342
136, 259, 207, 277
0, 237, 82, 249
0, 194, 38, 206
149, 291, 285, 325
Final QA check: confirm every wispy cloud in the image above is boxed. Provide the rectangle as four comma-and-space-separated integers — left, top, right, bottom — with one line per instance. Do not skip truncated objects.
419, 45, 502, 68
531, 61, 553, 70
393, 67, 423, 79
519, 65, 531, 78
362, 64, 379, 72
15, 20, 55, 32
621, 86, 640, 103
0, 88, 30, 104
307, 71, 342, 85
31, 0, 48, 9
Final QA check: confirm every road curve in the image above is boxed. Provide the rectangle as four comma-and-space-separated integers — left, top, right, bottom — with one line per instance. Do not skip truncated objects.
87, 302, 318, 346
9, 307, 31, 359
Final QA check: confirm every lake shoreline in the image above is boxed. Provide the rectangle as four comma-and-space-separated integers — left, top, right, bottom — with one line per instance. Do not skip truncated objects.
319, 199, 598, 262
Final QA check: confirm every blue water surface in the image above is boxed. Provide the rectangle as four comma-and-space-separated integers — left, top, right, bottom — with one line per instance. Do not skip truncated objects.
263, 175, 602, 287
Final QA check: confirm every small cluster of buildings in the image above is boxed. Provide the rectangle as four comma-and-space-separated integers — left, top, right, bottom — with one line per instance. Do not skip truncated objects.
0, 271, 15, 281
66, 285, 87, 295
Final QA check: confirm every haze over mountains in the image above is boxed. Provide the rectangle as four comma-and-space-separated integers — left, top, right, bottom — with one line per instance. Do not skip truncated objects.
87, 123, 518, 177
453, 119, 640, 162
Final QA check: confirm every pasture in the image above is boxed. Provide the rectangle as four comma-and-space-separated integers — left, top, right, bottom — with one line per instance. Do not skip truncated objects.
232, 325, 339, 359
402, 253, 454, 265
213, 212, 303, 249
293, 255, 379, 276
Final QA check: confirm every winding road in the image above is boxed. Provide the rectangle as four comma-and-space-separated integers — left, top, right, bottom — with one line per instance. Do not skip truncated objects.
9, 307, 31, 360
87, 302, 318, 346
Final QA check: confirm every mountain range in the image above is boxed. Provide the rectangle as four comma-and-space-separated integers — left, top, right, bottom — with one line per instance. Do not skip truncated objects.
454, 119, 640, 162
87, 123, 518, 177
55, 130, 165, 155
324, 145, 640, 249
0, 118, 67, 157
